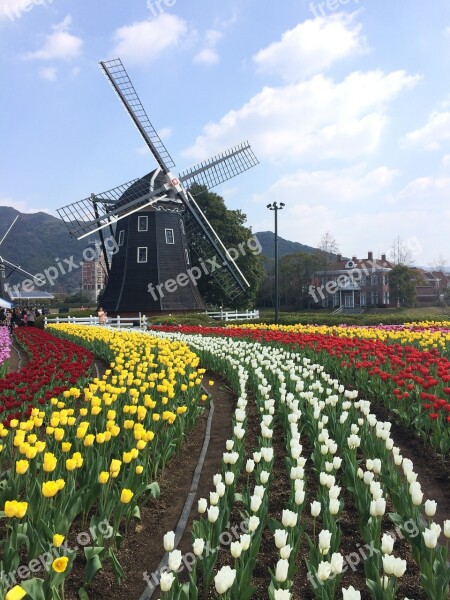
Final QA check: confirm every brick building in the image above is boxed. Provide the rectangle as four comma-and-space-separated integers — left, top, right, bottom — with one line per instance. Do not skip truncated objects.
311, 251, 395, 310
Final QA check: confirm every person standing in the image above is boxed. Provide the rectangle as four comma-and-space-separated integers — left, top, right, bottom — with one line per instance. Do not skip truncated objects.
27, 308, 35, 326
97, 306, 107, 325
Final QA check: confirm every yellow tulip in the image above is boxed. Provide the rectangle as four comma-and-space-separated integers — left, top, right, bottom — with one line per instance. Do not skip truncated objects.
42, 481, 59, 498
135, 465, 144, 475
98, 471, 110, 484
52, 556, 69, 573
53, 534, 65, 547
120, 489, 134, 504
5, 585, 27, 600
15, 460, 29, 475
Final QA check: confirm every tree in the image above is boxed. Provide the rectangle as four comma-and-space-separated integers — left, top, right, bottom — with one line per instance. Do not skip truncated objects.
388, 265, 417, 307
187, 184, 265, 308
389, 236, 414, 266
429, 255, 448, 273
316, 232, 340, 267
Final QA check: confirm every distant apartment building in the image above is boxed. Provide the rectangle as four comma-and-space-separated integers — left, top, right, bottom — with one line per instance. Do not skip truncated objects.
81, 257, 107, 302
311, 251, 395, 310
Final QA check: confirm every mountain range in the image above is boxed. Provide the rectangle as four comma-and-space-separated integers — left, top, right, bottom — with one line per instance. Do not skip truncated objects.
0, 206, 319, 296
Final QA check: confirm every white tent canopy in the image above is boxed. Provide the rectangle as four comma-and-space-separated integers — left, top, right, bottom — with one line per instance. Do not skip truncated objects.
0, 298, 12, 309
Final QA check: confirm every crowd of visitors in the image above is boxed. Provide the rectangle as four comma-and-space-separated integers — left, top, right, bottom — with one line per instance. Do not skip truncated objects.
0, 307, 45, 333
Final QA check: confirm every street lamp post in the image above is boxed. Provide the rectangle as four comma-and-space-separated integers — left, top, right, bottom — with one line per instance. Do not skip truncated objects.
267, 201, 285, 324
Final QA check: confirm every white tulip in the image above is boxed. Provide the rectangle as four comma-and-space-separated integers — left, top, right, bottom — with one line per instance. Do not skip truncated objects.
342, 585, 361, 600
209, 491, 219, 506
234, 426, 245, 439
330, 552, 344, 574
254, 485, 265, 498
425, 500, 437, 517
329, 498, 340, 515
192, 538, 205, 556
382, 553, 395, 575
381, 533, 395, 555
214, 565, 236, 594
274, 589, 291, 599
240, 534, 251, 551
393, 557, 407, 578
281, 509, 297, 528
226, 439, 234, 451
329, 485, 341, 500
275, 558, 289, 582
311, 501, 321, 517
372, 459, 381, 474
160, 571, 175, 592
213, 474, 222, 486
318, 529, 332, 555
198, 498, 207, 514
216, 482, 226, 498
444, 520, 450, 538
280, 544, 292, 560
246, 459, 255, 473
317, 560, 332, 581
207, 505, 219, 523
274, 529, 288, 549
248, 515, 260, 532
363, 471, 374, 485
260, 470, 270, 484
250, 495, 262, 513
230, 541, 242, 559
163, 531, 175, 552
168, 549, 182, 572
295, 490, 305, 505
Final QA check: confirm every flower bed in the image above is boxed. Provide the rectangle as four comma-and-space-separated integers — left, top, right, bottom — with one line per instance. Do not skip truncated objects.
148, 330, 449, 600
0, 325, 209, 600
0, 327, 11, 379
152, 325, 450, 455
0, 328, 94, 425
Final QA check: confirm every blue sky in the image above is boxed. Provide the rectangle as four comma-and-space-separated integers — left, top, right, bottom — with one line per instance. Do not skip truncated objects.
1, 0, 450, 265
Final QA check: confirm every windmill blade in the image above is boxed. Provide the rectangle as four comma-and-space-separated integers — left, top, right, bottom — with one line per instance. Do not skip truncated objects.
1, 258, 46, 285
0, 216, 19, 247
180, 192, 250, 300
99, 58, 175, 173
57, 174, 169, 239
179, 142, 258, 192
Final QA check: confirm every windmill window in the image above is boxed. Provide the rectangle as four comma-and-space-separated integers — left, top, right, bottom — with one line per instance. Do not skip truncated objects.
165, 229, 175, 244
138, 216, 148, 232
137, 247, 148, 263
118, 230, 125, 246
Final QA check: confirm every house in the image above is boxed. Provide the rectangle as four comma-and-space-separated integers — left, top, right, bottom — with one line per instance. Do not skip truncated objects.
310, 251, 395, 310
414, 269, 449, 306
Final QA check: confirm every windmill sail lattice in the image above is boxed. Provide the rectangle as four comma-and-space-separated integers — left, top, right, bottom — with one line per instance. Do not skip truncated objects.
57, 58, 259, 309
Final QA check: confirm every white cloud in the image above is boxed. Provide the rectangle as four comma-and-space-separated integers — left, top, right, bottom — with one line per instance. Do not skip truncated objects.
23, 16, 83, 61
194, 48, 219, 65
253, 165, 400, 206
253, 13, 366, 82
39, 66, 57, 81
184, 70, 420, 164
194, 29, 223, 65
403, 111, 450, 150
111, 14, 188, 65
442, 154, 450, 167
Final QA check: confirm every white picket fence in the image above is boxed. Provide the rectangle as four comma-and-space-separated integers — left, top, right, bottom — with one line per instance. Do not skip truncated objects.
206, 309, 259, 321
44, 314, 148, 330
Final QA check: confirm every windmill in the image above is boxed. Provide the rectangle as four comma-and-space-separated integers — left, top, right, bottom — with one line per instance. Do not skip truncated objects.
57, 58, 259, 313
0, 216, 46, 304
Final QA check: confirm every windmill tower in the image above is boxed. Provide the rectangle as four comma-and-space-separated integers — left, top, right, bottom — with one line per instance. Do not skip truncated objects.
57, 58, 259, 313
0, 216, 46, 302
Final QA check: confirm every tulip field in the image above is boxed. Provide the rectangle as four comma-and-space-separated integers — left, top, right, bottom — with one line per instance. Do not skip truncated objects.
0, 321, 449, 600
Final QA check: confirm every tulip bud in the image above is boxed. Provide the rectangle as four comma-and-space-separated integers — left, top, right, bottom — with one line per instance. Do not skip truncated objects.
246, 459, 255, 473
163, 531, 175, 552
275, 558, 289, 582
274, 529, 288, 549
381, 533, 395, 555
240, 533, 251, 551
280, 544, 291, 560
168, 549, 182, 572
207, 505, 219, 523
311, 501, 321, 517
193, 538, 205, 556
424, 500, 437, 517
198, 498, 207, 514
230, 541, 242, 559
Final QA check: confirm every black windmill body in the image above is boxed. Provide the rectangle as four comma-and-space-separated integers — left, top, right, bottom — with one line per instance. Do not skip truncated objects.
57, 59, 259, 313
